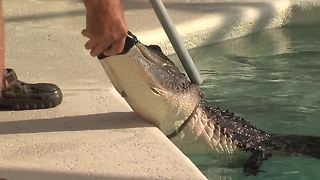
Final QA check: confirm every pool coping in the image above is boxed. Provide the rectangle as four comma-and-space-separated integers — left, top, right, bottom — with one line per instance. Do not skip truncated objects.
137, 0, 320, 55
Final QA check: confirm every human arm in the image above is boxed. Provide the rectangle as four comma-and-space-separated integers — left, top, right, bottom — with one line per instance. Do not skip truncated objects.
82, 0, 127, 57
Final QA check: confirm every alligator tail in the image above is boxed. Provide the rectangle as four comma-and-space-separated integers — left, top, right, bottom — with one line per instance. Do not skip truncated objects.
243, 134, 320, 176
271, 134, 320, 159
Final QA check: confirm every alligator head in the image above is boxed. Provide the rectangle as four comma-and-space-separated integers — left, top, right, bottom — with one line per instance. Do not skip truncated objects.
99, 34, 202, 135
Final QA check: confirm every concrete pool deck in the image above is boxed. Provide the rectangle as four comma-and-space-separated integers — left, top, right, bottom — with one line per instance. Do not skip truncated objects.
0, 0, 320, 179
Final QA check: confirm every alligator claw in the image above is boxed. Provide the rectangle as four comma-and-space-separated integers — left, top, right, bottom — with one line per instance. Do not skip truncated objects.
243, 151, 270, 176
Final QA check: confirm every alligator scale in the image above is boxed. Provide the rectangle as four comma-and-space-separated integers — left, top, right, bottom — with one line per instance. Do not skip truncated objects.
98, 33, 320, 175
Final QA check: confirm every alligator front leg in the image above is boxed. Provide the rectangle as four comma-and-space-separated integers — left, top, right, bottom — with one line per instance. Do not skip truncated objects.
243, 151, 271, 176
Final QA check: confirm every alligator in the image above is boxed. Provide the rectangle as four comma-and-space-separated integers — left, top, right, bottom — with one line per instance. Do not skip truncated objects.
98, 32, 320, 176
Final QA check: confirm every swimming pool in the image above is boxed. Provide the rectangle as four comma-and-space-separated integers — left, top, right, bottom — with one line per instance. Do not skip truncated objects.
172, 26, 320, 179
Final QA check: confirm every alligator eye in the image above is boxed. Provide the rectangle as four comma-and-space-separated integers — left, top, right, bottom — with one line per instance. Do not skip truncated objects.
162, 63, 168, 67
150, 87, 161, 96
181, 82, 187, 88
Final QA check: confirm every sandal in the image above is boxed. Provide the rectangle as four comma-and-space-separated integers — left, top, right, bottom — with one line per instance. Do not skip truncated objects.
0, 68, 63, 110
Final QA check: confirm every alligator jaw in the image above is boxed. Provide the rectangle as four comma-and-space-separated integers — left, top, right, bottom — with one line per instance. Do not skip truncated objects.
99, 43, 201, 135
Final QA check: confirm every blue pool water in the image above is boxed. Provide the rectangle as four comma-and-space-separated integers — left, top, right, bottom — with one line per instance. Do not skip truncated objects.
173, 26, 320, 179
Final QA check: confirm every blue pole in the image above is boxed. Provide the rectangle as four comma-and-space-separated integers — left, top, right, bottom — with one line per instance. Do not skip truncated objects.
149, 0, 202, 85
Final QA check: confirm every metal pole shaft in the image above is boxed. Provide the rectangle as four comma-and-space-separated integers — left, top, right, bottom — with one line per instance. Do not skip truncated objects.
149, 0, 202, 85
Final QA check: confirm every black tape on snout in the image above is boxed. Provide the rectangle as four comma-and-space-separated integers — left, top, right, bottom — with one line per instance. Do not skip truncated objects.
97, 31, 137, 60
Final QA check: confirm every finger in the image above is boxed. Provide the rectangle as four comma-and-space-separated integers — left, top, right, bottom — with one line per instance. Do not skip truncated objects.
81, 29, 89, 38
90, 42, 111, 57
85, 39, 97, 50
103, 38, 126, 56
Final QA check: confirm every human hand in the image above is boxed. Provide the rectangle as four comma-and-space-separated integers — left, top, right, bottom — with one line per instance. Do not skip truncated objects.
82, 0, 127, 57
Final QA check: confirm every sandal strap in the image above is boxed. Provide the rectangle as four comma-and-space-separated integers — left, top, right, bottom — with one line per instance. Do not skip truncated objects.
2, 68, 18, 90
